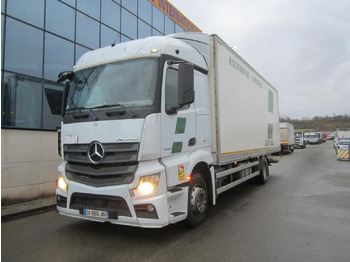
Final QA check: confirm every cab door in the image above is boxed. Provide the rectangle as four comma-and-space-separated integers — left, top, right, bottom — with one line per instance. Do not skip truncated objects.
160, 62, 197, 184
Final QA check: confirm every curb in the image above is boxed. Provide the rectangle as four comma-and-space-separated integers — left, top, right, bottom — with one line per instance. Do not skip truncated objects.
1, 196, 56, 221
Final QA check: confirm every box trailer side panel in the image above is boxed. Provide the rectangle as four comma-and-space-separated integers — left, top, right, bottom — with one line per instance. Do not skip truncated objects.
209, 35, 280, 165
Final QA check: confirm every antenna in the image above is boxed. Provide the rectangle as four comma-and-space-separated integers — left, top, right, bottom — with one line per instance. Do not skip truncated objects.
111, 37, 118, 47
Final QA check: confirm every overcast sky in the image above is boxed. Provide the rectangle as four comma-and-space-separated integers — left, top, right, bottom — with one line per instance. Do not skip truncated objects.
170, 0, 350, 119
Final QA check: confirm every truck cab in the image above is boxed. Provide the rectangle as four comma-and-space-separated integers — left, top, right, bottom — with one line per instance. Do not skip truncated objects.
294, 131, 306, 149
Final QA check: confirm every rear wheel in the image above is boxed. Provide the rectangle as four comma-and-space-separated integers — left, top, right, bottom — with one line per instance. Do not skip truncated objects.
186, 173, 208, 227
257, 157, 269, 185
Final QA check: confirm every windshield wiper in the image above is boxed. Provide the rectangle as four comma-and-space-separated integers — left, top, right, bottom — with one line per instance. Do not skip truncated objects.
90, 103, 135, 118
66, 107, 97, 120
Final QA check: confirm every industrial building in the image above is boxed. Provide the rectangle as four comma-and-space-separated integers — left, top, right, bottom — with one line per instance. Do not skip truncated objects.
1, 0, 200, 204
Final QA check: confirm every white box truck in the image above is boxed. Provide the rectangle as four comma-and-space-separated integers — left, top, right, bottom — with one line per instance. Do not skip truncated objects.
280, 122, 294, 153
56, 33, 280, 228
334, 130, 350, 150
294, 131, 306, 149
308, 132, 322, 144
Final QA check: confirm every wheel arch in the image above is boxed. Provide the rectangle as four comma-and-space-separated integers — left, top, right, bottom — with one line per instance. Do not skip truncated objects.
191, 162, 213, 204
187, 149, 213, 204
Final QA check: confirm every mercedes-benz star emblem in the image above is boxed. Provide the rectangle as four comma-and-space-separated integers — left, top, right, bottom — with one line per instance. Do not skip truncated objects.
88, 141, 105, 164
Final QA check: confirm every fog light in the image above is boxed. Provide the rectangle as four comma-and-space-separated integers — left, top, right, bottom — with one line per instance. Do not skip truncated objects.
147, 204, 155, 212
57, 175, 68, 191
134, 174, 160, 197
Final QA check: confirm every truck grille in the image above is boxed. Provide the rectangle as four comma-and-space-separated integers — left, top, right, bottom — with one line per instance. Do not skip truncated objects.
64, 142, 139, 187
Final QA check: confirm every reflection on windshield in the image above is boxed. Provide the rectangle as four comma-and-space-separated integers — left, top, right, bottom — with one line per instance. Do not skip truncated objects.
67, 58, 159, 110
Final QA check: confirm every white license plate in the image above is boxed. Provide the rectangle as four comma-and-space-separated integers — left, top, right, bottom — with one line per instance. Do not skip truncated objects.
83, 209, 109, 219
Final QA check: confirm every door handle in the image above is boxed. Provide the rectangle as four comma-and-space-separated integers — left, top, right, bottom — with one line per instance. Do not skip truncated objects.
188, 137, 196, 146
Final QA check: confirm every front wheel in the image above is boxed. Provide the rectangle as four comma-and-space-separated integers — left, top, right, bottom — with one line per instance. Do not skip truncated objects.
186, 173, 208, 227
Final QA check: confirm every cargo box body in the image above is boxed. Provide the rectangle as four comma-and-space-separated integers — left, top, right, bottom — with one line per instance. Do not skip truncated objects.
208, 35, 280, 165
280, 122, 295, 146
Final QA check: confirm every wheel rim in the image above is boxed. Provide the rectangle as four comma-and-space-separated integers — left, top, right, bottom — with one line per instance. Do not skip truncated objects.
190, 185, 207, 214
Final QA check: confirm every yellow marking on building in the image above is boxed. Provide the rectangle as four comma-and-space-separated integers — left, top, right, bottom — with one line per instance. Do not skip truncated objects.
148, 0, 202, 32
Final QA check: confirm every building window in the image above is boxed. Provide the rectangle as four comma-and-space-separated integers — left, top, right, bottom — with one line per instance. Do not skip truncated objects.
2, 0, 5, 13
1, 0, 195, 131
7, 0, 44, 28
75, 44, 92, 64
138, 0, 151, 24
152, 6, 164, 34
122, 0, 137, 15
44, 33, 74, 81
60, 0, 75, 8
76, 0, 100, 20
46, 0, 75, 41
101, 25, 120, 48
175, 24, 185, 33
152, 29, 163, 36
138, 19, 151, 39
101, 0, 120, 31
4, 17, 43, 78
121, 35, 132, 43
2, 73, 43, 129
121, 8, 137, 39
165, 16, 175, 35
2, 14, 5, 69
76, 12, 100, 49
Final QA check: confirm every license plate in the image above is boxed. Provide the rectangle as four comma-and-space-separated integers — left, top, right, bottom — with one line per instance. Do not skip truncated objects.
83, 209, 109, 219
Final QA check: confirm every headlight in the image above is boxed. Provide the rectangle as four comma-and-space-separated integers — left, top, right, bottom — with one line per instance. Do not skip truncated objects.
133, 174, 160, 197
57, 175, 68, 191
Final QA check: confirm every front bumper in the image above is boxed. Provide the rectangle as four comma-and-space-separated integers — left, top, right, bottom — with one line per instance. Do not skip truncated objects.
56, 181, 170, 228
56, 159, 179, 228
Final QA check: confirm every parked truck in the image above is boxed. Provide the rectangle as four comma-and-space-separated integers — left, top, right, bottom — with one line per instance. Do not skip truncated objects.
308, 132, 322, 144
334, 131, 350, 150
280, 122, 294, 153
56, 33, 280, 228
294, 131, 306, 149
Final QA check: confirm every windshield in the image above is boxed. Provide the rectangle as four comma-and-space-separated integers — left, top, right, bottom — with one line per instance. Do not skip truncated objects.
66, 58, 159, 110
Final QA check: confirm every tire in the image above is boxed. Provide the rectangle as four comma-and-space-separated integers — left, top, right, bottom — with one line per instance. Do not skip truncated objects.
257, 157, 269, 185
186, 173, 208, 227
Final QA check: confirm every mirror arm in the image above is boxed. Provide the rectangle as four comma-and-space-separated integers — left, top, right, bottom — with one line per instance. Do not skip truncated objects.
61, 82, 70, 116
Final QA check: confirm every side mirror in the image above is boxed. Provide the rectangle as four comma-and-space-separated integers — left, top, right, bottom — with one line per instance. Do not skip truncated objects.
57, 71, 74, 116
178, 63, 194, 106
57, 71, 74, 83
